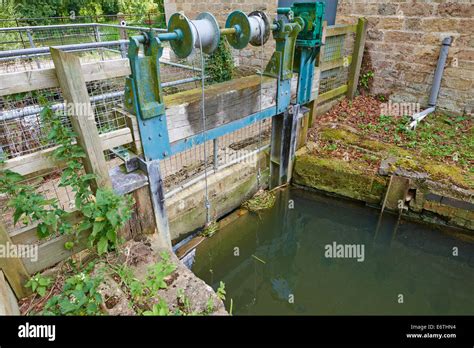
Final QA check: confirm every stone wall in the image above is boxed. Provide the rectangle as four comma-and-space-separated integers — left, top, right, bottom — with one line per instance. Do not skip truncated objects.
337, 0, 473, 115
164, 0, 277, 68
163, 0, 472, 115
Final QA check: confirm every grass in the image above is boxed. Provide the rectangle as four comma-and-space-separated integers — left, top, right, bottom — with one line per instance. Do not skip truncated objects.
357, 113, 473, 171
242, 189, 276, 213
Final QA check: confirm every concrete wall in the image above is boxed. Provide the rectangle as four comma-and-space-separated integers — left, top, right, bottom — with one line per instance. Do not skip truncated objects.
337, 0, 473, 115
166, 151, 269, 242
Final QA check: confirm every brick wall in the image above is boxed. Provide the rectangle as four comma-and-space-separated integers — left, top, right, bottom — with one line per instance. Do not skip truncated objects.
337, 0, 473, 115
164, 0, 277, 68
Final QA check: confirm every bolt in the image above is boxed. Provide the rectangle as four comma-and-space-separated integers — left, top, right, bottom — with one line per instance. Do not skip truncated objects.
148, 136, 152, 140
163, 151, 167, 157
158, 133, 162, 137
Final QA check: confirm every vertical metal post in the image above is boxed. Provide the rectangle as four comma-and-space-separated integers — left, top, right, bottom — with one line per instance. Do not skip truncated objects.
125, 33, 172, 249
213, 138, 219, 170
270, 104, 300, 188
15, 19, 27, 49
26, 29, 41, 69
146, 160, 172, 249
118, 17, 128, 58
94, 24, 105, 61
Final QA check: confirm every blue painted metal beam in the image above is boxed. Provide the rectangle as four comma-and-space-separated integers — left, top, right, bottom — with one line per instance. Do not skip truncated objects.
169, 106, 277, 156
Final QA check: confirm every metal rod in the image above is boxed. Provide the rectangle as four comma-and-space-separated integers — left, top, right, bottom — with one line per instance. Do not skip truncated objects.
220, 27, 236, 35
160, 60, 202, 72
0, 40, 129, 58
25, 29, 42, 69
0, 76, 207, 121
0, 22, 167, 32
213, 138, 219, 170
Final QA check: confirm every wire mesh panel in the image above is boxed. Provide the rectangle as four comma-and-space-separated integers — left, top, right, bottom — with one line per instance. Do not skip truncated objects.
319, 31, 355, 95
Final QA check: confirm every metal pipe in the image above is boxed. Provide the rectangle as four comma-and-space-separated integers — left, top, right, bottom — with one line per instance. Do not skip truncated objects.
160, 60, 201, 72
428, 36, 452, 107
408, 36, 452, 130
0, 76, 207, 121
220, 27, 236, 35
0, 40, 129, 58
0, 22, 167, 33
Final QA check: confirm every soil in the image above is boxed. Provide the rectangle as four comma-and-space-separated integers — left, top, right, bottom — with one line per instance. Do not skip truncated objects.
308, 95, 473, 188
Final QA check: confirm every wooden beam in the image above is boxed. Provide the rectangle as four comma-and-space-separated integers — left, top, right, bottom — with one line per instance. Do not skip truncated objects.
3, 128, 132, 177
50, 48, 112, 192
164, 74, 277, 144
0, 221, 30, 299
0, 271, 20, 315
0, 58, 130, 97
326, 24, 357, 37
22, 228, 90, 275
347, 18, 368, 99
320, 55, 352, 72
317, 84, 348, 104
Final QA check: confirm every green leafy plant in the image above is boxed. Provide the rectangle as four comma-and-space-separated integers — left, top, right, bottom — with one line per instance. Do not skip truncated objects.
25, 274, 52, 297
42, 272, 103, 315
216, 281, 226, 301
0, 102, 133, 255
205, 37, 234, 84
145, 251, 176, 291
143, 299, 169, 316
359, 70, 374, 91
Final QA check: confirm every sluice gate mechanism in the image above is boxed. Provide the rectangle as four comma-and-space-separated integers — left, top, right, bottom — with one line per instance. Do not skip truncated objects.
124, 3, 326, 248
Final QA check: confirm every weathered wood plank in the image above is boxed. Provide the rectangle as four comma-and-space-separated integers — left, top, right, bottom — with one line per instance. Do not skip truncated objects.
0, 221, 30, 298
0, 271, 20, 315
320, 55, 352, 72
347, 18, 368, 99
21, 184, 156, 274
326, 24, 357, 37
51, 48, 112, 192
3, 128, 132, 177
0, 58, 130, 97
164, 75, 277, 143
317, 84, 348, 103
22, 228, 90, 275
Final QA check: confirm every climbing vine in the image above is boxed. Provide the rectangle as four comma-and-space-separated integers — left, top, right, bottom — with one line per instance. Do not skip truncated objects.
0, 100, 133, 254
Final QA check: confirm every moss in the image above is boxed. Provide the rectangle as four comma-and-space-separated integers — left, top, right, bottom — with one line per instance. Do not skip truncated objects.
423, 163, 472, 189
320, 128, 359, 143
293, 154, 387, 204
317, 126, 473, 189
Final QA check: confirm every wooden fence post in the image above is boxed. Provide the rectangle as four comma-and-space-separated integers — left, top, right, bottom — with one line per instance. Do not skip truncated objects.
0, 221, 31, 299
50, 48, 112, 192
347, 17, 368, 99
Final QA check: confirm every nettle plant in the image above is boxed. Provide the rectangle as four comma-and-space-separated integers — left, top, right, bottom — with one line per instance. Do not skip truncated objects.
0, 99, 133, 255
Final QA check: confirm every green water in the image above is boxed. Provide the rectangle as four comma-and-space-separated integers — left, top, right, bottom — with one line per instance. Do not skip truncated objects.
191, 188, 474, 315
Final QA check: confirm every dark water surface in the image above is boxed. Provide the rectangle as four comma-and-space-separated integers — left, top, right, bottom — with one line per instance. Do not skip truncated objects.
191, 188, 474, 315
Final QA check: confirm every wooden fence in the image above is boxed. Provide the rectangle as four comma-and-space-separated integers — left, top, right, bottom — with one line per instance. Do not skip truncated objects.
0, 20, 367, 300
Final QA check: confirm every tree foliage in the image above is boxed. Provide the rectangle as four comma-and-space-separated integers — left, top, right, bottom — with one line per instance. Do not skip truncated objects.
4, 0, 162, 20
